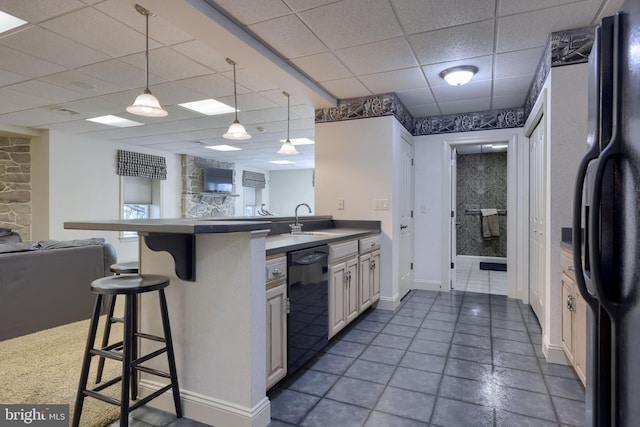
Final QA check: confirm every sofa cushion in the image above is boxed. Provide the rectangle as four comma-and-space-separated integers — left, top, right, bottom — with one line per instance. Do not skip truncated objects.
35, 238, 105, 250
0, 229, 23, 244
0, 243, 35, 254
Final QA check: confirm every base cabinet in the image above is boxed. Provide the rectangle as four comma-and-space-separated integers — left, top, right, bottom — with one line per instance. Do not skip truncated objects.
560, 248, 586, 386
266, 256, 287, 390
328, 256, 358, 339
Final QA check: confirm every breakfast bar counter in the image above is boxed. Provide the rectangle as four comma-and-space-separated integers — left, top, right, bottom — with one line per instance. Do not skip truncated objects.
65, 219, 273, 427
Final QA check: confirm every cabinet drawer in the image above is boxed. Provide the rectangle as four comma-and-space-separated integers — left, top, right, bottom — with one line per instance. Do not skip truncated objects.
561, 248, 576, 280
359, 234, 381, 252
266, 256, 286, 285
329, 240, 358, 263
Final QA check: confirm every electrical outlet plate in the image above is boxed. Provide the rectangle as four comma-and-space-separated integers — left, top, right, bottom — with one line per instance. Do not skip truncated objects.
374, 199, 389, 210
337, 199, 345, 210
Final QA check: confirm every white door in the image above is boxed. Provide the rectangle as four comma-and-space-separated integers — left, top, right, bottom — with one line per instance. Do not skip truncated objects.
529, 119, 546, 325
399, 135, 414, 300
450, 147, 457, 290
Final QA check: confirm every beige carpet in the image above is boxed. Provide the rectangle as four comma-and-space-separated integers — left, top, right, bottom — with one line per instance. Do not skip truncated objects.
0, 305, 124, 426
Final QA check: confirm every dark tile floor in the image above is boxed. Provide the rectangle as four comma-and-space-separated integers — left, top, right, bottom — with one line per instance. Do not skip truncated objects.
115, 290, 585, 426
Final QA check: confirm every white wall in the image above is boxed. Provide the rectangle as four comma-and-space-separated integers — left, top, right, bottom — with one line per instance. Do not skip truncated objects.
268, 169, 314, 217
234, 165, 270, 217
31, 130, 182, 262
315, 116, 398, 307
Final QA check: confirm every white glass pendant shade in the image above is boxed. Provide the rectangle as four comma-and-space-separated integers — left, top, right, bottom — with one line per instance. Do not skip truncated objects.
439, 66, 478, 86
127, 90, 168, 117
223, 119, 251, 140
277, 139, 299, 155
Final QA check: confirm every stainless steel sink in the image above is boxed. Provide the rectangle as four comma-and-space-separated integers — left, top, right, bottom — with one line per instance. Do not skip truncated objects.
282, 231, 341, 237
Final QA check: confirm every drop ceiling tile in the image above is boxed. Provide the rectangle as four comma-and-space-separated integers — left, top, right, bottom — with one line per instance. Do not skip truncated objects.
0, 69, 28, 86
0, 0, 85, 23
321, 78, 372, 99
248, 14, 326, 59
175, 74, 236, 99
409, 20, 495, 65
47, 119, 113, 134
94, 0, 194, 46
492, 93, 527, 110
60, 94, 125, 116
119, 47, 213, 81
145, 81, 205, 105
77, 59, 158, 89
439, 98, 491, 115
0, 108, 82, 126
493, 75, 534, 96
299, 0, 403, 50
392, 0, 495, 35
291, 52, 353, 82
407, 103, 441, 118
498, 0, 577, 16
395, 88, 435, 107
432, 80, 492, 103
221, 68, 279, 92
496, 2, 601, 53
360, 68, 426, 94
212, 0, 292, 25
171, 40, 230, 73
7, 80, 86, 104
0, 45, 66, 78
285, 0, 339, 12
40, 7, 146, 58
40, 70, 124, 96
0, 26, 109, 68
0, 87, 58, 109
423, 55, 494, 88
495, 47, 545, 78
334, 37, 418, 76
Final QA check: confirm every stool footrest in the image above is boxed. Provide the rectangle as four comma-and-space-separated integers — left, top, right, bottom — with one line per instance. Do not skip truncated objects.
136, 365, 171, 379
129, 384, 174, 412
133, 347, 167, 366
136, 332, 165, 343
91, 348, 124, 362
94, 375, 123, 391
83, 389, 120, 407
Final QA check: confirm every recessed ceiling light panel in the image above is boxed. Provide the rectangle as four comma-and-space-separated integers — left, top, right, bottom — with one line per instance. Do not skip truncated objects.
87, 115, 144, 127
206, 144, 242, 151
0, 10, 27, 35
179, 99, 236, 116
270, 160, 295, 165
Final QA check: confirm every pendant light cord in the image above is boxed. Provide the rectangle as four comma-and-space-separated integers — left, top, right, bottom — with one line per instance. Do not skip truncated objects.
286, 92, 290, 140
233, 62, 238, 121
144, 11, 150, 94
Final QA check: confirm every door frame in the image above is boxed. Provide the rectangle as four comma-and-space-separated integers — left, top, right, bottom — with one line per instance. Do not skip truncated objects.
441, 132, 519, 298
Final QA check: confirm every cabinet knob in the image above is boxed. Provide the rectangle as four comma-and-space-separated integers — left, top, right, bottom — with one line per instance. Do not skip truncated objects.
272, 268, 282, 276
568, 265, 575, 272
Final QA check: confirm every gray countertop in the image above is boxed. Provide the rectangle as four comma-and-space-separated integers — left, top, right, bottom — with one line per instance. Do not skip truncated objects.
266, 228, 378, 256
64, 218, 271, 234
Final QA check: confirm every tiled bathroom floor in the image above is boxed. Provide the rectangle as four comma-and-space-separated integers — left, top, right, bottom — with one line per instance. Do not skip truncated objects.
115, 290, 585, 427
455, 260, 508, 295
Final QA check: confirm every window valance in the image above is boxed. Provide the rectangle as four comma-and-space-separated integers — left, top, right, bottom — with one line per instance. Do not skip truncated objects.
242, 170, 265, 189
117, 150, 167, 180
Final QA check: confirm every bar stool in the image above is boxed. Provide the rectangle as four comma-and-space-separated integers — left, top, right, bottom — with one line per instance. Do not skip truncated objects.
95, 262, 140, 383
72, 274, 182, 427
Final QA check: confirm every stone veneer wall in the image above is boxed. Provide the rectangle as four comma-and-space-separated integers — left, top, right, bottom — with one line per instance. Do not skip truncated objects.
0, 137, 30, 240
182, 155, 236, 218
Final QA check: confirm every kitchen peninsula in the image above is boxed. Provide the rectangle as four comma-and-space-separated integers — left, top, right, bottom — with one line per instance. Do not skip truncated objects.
64, 217, 380, 427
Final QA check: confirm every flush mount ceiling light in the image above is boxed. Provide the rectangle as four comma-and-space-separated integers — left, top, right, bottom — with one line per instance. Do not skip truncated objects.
439, 65, 479, 86
223, 58, 251, 140
277, 91, 299, 155
0, 10, 27, 35
126, 4, 167, 118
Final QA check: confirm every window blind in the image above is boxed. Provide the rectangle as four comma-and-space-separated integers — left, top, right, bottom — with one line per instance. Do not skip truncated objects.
242, 170, 265, 189
117, 150, 167, 180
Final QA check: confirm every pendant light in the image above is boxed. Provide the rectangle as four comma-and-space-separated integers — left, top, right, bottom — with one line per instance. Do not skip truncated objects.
223, 58, 251, 140
277, 91, 299, 155
126, 4, 168, 117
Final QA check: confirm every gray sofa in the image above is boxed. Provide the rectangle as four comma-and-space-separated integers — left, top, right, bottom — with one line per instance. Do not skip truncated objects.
0, 237, 117, 341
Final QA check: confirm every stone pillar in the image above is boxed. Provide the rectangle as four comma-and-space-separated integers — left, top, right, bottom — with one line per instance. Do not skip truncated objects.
181, 155, 236, 218
0, 137, 30, 240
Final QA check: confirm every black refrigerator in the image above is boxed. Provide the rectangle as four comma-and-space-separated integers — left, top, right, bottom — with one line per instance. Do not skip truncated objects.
572, 2, 640, 426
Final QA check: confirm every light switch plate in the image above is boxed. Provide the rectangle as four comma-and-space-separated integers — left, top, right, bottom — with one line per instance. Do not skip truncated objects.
374, 199, 389, 210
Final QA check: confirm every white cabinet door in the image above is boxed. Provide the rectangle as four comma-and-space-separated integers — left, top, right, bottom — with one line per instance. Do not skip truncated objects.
266, 283, 286, 389
328, 262, 347, 339
346, 257, 359, 323
372, 249, 381, 303
358, 252, 373, 312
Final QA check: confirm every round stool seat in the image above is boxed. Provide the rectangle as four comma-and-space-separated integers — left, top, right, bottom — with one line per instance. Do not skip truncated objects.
91, 274, 169, 295
110, 261, 139, 274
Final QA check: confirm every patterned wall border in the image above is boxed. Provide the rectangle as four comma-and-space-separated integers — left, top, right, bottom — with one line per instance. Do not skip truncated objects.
315, 25, 595, 136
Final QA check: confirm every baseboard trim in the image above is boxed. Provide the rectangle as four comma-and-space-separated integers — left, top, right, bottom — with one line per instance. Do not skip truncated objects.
413, 279, 444, 292
542, 336, 570, 365
139, 380, 271, 427
377, 293, 400, 310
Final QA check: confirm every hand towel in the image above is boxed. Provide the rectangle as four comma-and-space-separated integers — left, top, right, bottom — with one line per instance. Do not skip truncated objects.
481, 209, 500, 239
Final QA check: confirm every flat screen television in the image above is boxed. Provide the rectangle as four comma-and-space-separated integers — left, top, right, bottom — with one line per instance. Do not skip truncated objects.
203, 167, 233, 193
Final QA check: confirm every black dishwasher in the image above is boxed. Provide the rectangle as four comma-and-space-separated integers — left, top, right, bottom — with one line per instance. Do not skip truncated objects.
287, 245, 329, 375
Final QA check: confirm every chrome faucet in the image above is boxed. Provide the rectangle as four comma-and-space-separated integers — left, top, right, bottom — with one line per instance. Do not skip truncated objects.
291, 203, 312, 234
